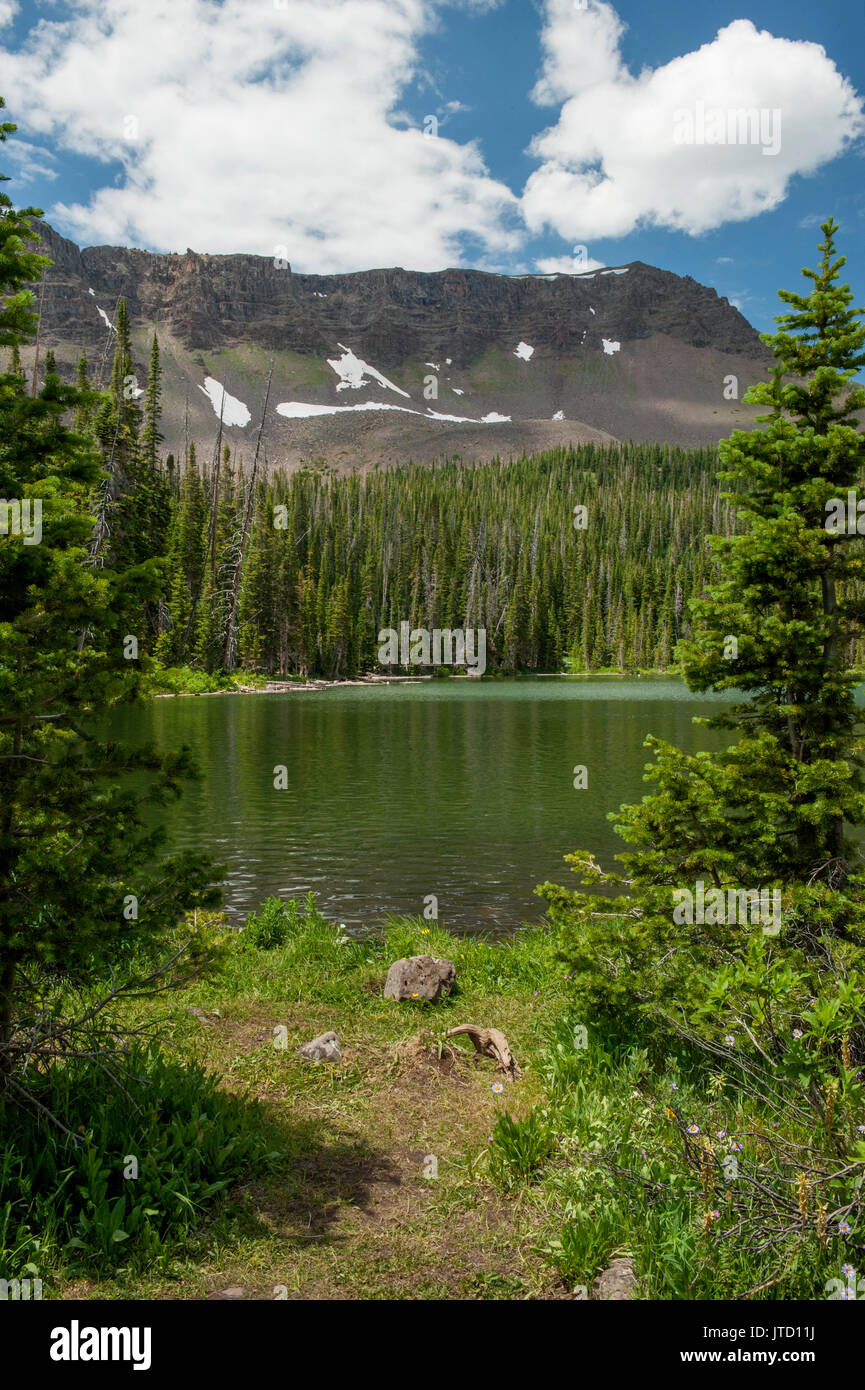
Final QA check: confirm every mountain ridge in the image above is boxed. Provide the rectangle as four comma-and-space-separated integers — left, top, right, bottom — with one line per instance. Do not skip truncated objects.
24, 219, 772, 468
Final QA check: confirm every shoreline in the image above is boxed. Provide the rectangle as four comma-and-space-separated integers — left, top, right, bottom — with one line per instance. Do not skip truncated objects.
150, 669, 683, 698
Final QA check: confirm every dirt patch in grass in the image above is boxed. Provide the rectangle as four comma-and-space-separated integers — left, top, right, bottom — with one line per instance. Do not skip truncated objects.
54, 936, 565, 1302
178, 1014, 554, 1299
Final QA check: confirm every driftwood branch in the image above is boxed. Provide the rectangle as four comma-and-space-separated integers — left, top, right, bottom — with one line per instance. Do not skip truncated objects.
445, 1024, 522, 1080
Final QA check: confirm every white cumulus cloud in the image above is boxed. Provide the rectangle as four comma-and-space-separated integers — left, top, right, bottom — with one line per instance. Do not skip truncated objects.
0, 0, 521, 271
0, 0, 860, 269
0, 137, 57, 184
523, 1, 864, 242
535, 251, 606, 274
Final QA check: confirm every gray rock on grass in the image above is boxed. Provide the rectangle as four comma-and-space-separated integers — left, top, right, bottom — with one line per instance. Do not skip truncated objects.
384, 955, 456, 1003
594, 1256, 636, 1300
298, 1030, 342, 1062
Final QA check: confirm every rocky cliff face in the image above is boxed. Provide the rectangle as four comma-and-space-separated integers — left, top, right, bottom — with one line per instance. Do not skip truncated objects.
25, 220, 771, 469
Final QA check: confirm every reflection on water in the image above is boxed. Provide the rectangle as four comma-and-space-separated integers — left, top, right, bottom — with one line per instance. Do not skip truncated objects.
109, 677, 733, 933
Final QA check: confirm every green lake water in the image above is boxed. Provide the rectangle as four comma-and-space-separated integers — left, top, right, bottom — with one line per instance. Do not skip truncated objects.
111, 677, 734, 933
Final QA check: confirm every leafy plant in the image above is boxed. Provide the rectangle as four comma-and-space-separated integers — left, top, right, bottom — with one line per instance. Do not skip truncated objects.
240, 896, 304, 951
488, 1107, 555, 1189
0, 1046, 280, 1279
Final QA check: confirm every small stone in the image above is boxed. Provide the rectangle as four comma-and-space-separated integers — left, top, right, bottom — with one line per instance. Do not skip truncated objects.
594, 1256, 636, 1300
186, 1006, 216, 1026
210, 1286, 246, 1300
384, 955, 456, 1004
298, 1030, 342, 1062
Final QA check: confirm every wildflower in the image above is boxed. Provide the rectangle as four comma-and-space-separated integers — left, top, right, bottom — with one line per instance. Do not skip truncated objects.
715, 1129, 727, 1140
488, 1135, 494, 1143
420, 928, 429, 934
688, 1124, 700, 1135
793, 1029, 803, 1039
411, 992, 419, 999
771, 1120, 779, 1129
797, 1172, 809, 1222
671, 1082, 679, 1091
492, 1082, 504, 1094
825, 1081, 837, 1130
665, 1107, 677, 1118
841, 1287, 856, 1300
640, 1149, 648, 1160
842, 1264, 856, 1279
711, 1209, 720, 1219
839, 1220, 852, 1235
724, 1035, 735, 1046
730, 1141, 743, 1152
858, 1125, 865, 1135
817, 1202, 828, 1240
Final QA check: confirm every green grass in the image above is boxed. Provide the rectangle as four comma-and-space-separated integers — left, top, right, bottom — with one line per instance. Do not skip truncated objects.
144, 665, 268, 696
2, 895, 845, 1300
3, 901, 570, 1300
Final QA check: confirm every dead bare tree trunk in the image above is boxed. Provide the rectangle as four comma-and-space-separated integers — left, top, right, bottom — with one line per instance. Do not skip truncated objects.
445, 1024, 522, 1079
208, 383, 229, 589
29, 273, 46, 397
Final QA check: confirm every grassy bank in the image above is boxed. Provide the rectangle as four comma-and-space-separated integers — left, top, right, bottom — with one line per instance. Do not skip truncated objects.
10, 902, 567, 1300
4, 895, 851, 1302
143, 665, 268, 696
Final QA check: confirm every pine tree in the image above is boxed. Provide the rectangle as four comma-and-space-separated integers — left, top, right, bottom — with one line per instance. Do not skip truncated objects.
541, 221, 865, 1022
105, 314, 171, 640
99, 297, 141, 467
297, 562, 318, 675
325, 576, 353, 677
195, 448, 237, 670
73, 349, 94, 434
0, 117, 217, 1097
141, 332, 164, 470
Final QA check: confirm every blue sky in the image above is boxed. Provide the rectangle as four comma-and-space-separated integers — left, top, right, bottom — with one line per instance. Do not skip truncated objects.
0, 0, 862, 332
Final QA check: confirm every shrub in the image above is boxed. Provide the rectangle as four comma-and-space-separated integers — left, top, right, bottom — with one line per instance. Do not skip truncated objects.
0, 1047, 279, 1280
240, 896, 303, 950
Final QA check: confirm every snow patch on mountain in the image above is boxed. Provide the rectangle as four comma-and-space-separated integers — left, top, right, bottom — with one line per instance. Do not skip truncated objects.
602, 339, 621, 355
276, 400, 510, 425
553, 410, 565, 420
198, 377, 252, 427
514, 342, 534, 361
327, 343, 410, 397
